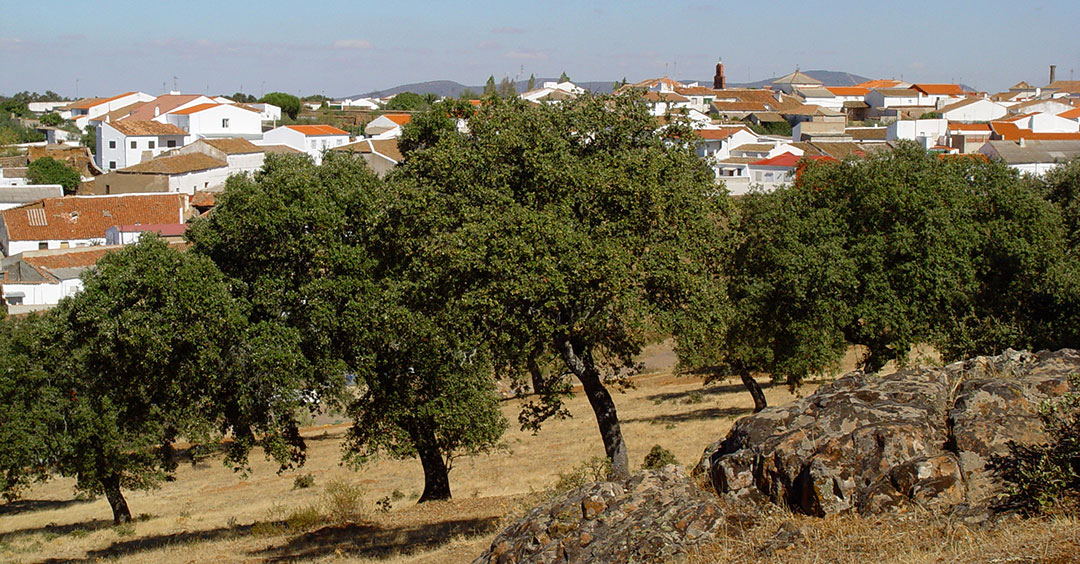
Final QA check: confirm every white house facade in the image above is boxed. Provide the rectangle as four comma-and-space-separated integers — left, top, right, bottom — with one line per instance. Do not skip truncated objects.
96, 120, 189, 171
261, 125, 351, 164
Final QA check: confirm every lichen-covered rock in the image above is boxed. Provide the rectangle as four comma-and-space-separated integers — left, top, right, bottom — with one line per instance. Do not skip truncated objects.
473, 466, 727, 564
696, 349, 1080, 517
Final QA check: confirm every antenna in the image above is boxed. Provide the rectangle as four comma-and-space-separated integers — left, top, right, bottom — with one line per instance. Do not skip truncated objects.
75, 78, 79, 98
173, 76, 178, 91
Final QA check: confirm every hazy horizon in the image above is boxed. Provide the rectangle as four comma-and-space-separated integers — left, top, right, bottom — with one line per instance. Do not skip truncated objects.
2, 0, 1078, 99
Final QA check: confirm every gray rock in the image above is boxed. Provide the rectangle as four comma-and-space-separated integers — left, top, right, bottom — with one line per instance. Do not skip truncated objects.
473, 466, 728, 564
696, 349, 1080, 516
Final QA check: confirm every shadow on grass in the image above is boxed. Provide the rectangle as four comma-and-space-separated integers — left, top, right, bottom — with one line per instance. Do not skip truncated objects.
0, 498, 96, 517
254, 516, 501, 563
0, 517, 113, 544
645, 380, 774, 404
624, 405, 754, 424
36, 521, 285, 564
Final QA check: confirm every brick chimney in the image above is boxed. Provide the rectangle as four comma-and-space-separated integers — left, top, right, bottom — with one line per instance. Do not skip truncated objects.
713, 58, 726, 90
1050, 65, 1057, 85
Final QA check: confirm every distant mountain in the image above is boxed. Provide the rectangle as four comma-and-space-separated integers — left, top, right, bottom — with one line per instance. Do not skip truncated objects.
344, 70, 872, 100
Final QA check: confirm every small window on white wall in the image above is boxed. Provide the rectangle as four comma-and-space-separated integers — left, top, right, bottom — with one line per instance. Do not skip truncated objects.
167, 139, 176, 148
130, 141, 136, 149
222, 118, 230, 128
149, 141, 155, 149
109, 140, 116, 149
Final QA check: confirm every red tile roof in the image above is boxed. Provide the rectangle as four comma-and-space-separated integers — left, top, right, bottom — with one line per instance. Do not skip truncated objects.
107, 120, 188, 136
749, 152, 836, 167
119, 95, 205, 121
384, 114, 412, 125
855, 79, 904, 89
1059, 108, 1080, 119
285, 124, 349, 136
826, 87, 870, 96
170, 103, 222, 115
990, 121, 1080, 141
1, 194, 187, 242
948, 122, 992, 132
67, 92, 136, 110
118, 153, 227, 175
912, 83, 965, 96
695, 127, 751, 140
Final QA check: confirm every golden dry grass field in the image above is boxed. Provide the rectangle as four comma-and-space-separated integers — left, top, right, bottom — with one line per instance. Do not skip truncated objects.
1, 344, 1076, 564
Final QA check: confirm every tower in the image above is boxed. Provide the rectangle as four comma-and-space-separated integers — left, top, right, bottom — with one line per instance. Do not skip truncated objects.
713, 57, 726, 90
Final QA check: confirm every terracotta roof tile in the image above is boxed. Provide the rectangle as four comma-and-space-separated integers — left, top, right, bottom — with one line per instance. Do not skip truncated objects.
201, 138, 262, 155
120, 95, 205, 121
749, 152, 835, 167
912, 83, 965, 96
990, 121, 1080, 141
285, 124, 349, 136
66, 92, 136, 110
1059, 108, 1080, 119
1, 194, 186, 242
695, 127, 751, 140
855, 79, 905, 89
826, 87, 870, 96
334, 138, 403, 162
948, 122, 992, 132
170, 103, 223, 115
384, 114, 412, 125
107, 120, 188, 136
117, 153, 227, 175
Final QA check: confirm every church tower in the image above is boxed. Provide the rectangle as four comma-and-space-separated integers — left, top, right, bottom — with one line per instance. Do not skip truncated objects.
713, 57, 726, 90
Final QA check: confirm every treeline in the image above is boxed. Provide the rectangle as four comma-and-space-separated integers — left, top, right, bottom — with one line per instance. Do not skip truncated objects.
1, 93, 1078, 524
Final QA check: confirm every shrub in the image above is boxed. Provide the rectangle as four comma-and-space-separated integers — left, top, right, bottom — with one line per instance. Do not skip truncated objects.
642, 445, 678, 470
994, 374, 1080, 514
552, 456, 612, 493
285, 504, 323, 531
321, 478, 365, 524
292, 473, 315, 489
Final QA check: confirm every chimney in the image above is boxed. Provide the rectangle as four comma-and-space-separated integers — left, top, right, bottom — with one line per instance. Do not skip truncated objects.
713, 57, 726, 90
1019, 137, 1026, 148
1050, 65, 1057, 85
154, 106, 160, 117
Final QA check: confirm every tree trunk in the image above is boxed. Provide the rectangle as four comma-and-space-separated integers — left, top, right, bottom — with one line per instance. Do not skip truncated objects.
556, 336, 630, 480
527, 354, 545, 395
413, 426, 452, 503
739, 368, 768, 413
102, 473, 132, 524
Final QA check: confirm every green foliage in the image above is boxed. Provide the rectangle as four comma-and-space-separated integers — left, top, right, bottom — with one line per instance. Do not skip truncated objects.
390, 93, 729, 478
284, 503, 323, 530
527, 74, 536, 91
39, 112, 63, 127
29, 236, 311, 522
383, 91, 436, 111
259, 92, 302, 119
0, 315, 63, 501
994, 374, 1080, 514
497, 76, 516, 97
712, 143, 1077, 391
746, 119, 792, 136
558, 71, 570, 83
553, 457, 612, 493
27, 157, 80, 195
483, 75, 496, 96
292, 473, 315, 489
225, 92, 257, 103
320, 478, 365, 523
0, 112, 45, 144
458, 88, 480, 100
642, 445, 678, 470
80, 124, 96, 153
1034, 157, 1080, 250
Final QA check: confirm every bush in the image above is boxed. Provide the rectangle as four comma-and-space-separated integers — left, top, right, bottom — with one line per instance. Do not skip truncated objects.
285, 504, 323, 530
321, 478, 365, 524
26, 157, 80, 195
292, 473, 315, 489
642, 445, 678, 470
994, 374, 1080, 514
552, 456, 612, 493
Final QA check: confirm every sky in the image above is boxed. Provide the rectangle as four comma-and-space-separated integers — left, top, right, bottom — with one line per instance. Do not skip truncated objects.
2, 0, 1079, 99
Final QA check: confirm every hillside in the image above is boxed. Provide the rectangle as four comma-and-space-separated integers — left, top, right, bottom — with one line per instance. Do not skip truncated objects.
343, 69, 871, 99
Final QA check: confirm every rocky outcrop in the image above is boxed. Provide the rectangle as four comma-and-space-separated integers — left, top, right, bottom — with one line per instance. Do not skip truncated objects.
697, 349, 1080, 518
473, 466, 730, 564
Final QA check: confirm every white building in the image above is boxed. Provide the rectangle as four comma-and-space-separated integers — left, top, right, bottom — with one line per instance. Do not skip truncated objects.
101, 153, 230, 196
248, 103, 282, 123
334, 97, 381, 110
166, 103, 263, 140
938, 98, 1008, 122
364, 114, 412, 138
520, 81, 586, 105
979, 140, 1080, 175
105, 223, 187, 245
261, 125, 351, 164
1, 246, 122, 313
171, 137, 266, 175
96, 120, 189, 171
62, 92, 156, 129
887, 119, 949, 149
0, 193, 189, 256
0, 185, 64, 210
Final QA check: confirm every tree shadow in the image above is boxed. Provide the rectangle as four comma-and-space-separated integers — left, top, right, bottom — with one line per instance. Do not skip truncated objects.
254, 516, 501, 563
36, 521, 283, 564
0, 498, 96, 517
624, 405, 754, 424
0, 518, 113, 544
645, 380, 773, 404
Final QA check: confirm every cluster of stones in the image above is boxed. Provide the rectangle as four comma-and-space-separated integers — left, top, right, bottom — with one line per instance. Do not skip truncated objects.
473, 466, 727, 563
476, 349, 1079, 562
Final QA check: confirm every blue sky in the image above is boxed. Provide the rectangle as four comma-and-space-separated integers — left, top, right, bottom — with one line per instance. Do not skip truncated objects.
2, 0, 1078, 98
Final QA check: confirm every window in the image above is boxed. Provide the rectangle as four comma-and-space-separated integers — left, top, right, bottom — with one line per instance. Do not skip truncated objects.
109, 140, 116, 149
38, 242, 48, 250
109, 161, 116, 169
130, 140, 137, 149
60, 242, 69, 249
149, 141, 155, 149
167, 139, 176, 148
222, 118, 230, 128
6, 296, 22, 306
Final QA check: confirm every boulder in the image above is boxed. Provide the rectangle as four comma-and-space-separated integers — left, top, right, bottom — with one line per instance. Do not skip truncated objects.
473, 466, 729, 564
696, 349, 1080, 517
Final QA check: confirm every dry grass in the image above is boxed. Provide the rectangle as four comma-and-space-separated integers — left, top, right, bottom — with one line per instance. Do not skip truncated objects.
0, 343, 1069, 563
688, 504, 1080, 564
